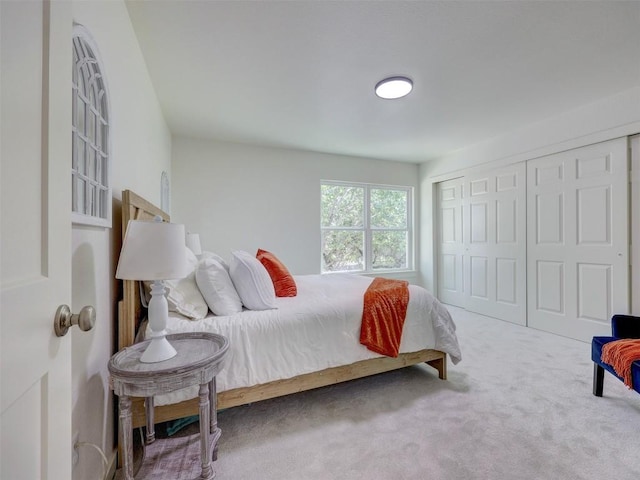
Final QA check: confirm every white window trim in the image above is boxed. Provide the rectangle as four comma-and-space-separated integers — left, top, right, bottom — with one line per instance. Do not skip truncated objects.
321, 180, 414, 274
72, 24, 112, 228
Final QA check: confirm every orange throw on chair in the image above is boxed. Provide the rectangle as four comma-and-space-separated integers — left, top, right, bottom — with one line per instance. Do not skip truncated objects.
601, 339, 640, 388
360, 277, 410, 358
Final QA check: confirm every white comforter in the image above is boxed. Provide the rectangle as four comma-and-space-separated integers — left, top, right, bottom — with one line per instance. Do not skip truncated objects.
152, 274, 461, 406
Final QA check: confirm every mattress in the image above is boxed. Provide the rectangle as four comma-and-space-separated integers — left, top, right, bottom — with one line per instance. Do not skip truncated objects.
150, 273, 461, 406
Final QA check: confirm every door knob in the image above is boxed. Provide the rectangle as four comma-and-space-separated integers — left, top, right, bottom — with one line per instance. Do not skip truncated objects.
54, 305, 96, 337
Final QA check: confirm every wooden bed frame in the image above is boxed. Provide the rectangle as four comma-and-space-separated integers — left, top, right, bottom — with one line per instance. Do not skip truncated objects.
117, 189, 448, 429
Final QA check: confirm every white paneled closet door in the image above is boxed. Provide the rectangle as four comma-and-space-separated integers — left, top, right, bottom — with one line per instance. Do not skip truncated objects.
436, 178, 465, 307
527, 138, 629, 342
463, 163, 527, 325
631, 135, 640, 315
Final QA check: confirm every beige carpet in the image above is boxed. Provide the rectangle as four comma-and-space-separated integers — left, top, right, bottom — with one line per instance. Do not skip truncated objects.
119, 307, 640, 480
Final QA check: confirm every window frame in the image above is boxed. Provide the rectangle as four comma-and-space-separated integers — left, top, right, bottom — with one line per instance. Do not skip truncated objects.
71, 24, 112, 228
320, 180, 414, 274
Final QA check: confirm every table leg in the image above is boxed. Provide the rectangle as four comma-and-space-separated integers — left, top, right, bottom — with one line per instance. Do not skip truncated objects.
199, 383, 214, 479
119, 395, 134, 480
210, 378, 220, 432
209, 377, 221, 461
145, 396, 155, 444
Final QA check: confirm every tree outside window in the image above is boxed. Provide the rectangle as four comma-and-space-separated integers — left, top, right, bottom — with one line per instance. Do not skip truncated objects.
321, 182, 412, 273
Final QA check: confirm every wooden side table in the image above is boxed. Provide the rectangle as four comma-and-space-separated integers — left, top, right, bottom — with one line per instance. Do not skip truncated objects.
109, 332, 229, 480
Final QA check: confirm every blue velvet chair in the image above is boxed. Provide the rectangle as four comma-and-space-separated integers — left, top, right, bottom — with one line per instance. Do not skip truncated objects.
592, 314, 640, 396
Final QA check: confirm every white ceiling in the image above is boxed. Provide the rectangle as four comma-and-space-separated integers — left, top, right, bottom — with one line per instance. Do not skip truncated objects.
125, 1, 640, 164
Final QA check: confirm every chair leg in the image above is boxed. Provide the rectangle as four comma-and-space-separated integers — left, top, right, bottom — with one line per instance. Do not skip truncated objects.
593, 364, 604, 397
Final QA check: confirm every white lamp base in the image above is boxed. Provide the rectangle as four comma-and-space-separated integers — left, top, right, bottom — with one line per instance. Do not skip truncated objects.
141, 280, 178, 363
140, 335, 177, 363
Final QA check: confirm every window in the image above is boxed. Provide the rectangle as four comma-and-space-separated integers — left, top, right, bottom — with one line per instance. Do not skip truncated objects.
72, 25, 111, 227
321, 182, 413, 273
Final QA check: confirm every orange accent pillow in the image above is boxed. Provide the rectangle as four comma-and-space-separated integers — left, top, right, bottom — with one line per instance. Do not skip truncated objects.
256, 249, 297, 297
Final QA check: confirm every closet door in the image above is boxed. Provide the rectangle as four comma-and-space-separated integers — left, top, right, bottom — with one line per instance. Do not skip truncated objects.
463, 163, 527, 325
527, 138, 629, 342
436, 178, 465, 307
631, 135, 640, 315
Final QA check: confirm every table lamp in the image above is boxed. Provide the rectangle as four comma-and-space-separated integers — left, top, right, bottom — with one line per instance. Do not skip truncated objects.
116, 216, 189, 362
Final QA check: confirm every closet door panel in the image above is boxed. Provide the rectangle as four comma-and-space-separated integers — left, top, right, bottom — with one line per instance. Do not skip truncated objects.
536, 260, 565, 314
469, 256, 488, 299
436, 178, 465, 307
527, 138, 628, 341
631, 135, 640, 315
463, 162, 527, 325
496, 258, 517, 304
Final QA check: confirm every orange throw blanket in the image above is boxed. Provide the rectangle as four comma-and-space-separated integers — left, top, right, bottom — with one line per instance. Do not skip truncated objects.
601, 339, 640, 388
359, 277, 410, 358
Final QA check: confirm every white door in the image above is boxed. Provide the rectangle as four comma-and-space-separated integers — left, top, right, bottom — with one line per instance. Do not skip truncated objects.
1, 2, 73, 479
631, 135, 640, 316
463, 163, 527, 325
527, 138, 629, 342
436, 177, 465, 307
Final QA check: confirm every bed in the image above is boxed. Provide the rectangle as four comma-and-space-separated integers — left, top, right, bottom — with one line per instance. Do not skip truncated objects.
117, 190, 461, 429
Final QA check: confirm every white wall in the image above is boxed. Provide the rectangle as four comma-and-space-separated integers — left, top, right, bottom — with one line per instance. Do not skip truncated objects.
419, 86, 640, 293
172, 137, 419, 280
69, 2, 171, 479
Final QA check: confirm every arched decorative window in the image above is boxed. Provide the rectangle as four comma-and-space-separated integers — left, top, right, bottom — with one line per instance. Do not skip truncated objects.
72, 24, 111, 227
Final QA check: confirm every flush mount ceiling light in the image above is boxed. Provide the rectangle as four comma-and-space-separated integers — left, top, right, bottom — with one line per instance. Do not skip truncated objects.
375, 76, 413, 99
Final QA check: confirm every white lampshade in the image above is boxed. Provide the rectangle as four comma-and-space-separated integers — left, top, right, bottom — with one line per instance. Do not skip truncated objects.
185, 232, 202, 256
116, 218, 189, 281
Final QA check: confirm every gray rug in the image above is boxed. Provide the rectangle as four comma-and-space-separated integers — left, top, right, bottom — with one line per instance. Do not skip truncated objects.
133, 425, 205, 480
123, 307, 640, 479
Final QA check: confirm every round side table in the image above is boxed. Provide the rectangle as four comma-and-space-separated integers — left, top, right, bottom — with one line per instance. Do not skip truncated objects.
109, 332, 229, 480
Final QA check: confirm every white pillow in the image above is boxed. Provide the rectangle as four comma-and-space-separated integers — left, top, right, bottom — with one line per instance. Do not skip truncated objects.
201, 251, 230, 270
229, 250, 276, 310
183, 247, 200, 273
196, 258, 243, 316
144, 247, 208, 320
165, 273, 208, 319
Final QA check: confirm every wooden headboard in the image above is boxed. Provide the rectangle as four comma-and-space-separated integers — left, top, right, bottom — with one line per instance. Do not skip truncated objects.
117, 190, 170, 350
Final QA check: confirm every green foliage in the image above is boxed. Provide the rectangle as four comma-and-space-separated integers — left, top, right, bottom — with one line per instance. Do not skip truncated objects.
372, 231, 407, 269
370, 189, 407, 228
321, 230, 364, 272
321, 184, 363, 227
321, 183, 409, 272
